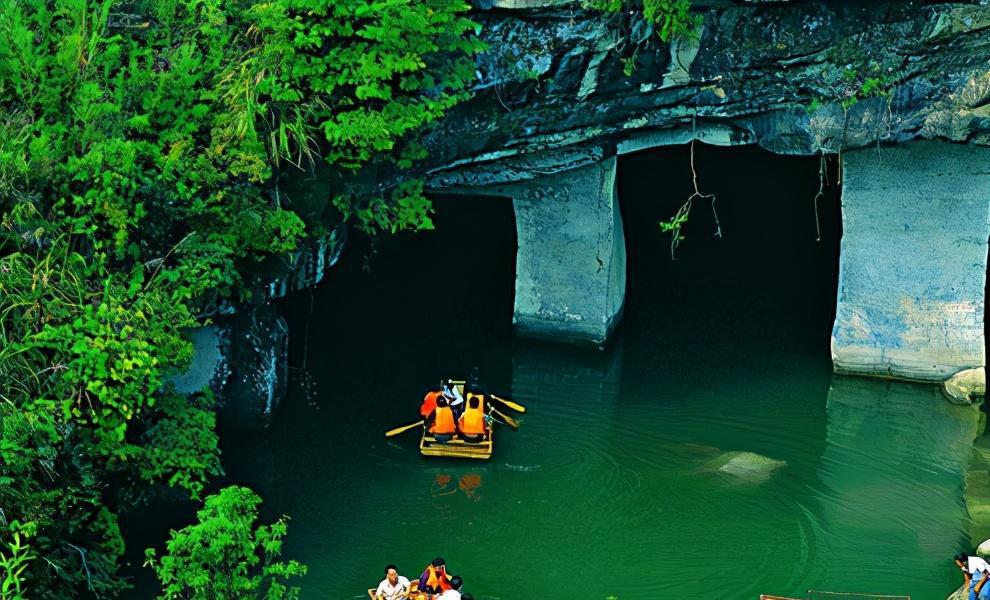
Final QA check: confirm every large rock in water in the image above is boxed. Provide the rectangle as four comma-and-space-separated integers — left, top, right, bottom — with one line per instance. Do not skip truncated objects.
945, 368, 988, 405
170, 324, 231, 398
696, 450, 788, 483
978, 538, 990, 559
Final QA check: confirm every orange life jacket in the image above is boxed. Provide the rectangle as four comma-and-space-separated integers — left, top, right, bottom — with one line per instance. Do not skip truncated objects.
458, 406, 487, 435
420, 391, 441, 418
423, 565, 451, 592
430, 406, 456, 435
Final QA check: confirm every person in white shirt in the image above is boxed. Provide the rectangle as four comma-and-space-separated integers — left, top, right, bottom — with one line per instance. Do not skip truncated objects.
436, 575, 463, 600
374, 564, 411, 600
955, 552, 990, 599
443, 380, 465, 418
443, 380, 464, 405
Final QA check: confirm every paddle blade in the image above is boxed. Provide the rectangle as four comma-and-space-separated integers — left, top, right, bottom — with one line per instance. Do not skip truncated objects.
492, 394, 526, 413
385, 420, 424, 437
490, 407, 519, 430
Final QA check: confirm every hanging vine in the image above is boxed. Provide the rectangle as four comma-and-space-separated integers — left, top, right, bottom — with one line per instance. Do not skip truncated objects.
658, 115, 721, 260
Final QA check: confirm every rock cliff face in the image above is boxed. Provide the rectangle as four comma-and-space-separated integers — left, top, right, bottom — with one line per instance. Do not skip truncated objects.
171, 226, 345, 426
424, 0, 990, 187
419, 1, 990, 380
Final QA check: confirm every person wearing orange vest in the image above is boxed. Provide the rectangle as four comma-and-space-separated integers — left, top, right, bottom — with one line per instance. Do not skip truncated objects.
418, 557, 452, 598
457, 395, 489, 443
420, 389, 442, 419
427, 397, 456, 443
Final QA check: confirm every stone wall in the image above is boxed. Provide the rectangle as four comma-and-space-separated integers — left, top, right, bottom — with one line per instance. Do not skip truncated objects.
465, 158, 627, 347
832, 141, 990, 381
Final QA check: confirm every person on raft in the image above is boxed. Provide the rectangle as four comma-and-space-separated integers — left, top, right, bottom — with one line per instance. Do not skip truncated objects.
426, 397, 457, 443
956, 552, 990, 599
457, 394, 490, 443
373, 564, 411, 600
418, 557, 452, 598
421, 380, 462, 418
442, 379, 464, 417
436, 575, 464, 600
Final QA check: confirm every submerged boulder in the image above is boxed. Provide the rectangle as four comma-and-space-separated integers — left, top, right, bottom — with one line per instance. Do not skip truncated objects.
944, 367, 988, 405
697, 450, 788, 483
978, 537, 990, 559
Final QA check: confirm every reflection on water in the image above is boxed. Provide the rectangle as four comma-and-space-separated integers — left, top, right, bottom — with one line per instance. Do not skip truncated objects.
808, 376, 979, 596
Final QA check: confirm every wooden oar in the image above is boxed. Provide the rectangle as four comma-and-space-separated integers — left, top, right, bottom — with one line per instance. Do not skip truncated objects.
385, 420, 424, 437
491, 394, 526, 414
489, 406, 519, 430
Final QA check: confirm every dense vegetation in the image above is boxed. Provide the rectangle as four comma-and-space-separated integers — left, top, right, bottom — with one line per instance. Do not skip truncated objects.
144, 486, 305, 599
0, 0, 481, 596
0, 0, 702, 595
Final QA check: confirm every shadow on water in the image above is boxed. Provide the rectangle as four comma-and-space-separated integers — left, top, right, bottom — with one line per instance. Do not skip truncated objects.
123, 145, 979, 599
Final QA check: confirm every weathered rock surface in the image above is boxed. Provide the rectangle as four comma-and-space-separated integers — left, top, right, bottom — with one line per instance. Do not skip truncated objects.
478, 158, 626, 346
424, 1, 990, 187
239, 224, 346, 302
172, 225, 345, 424
832, 142, 990, 382
170, 324, 230, 397
945, 367, 989, 405
419, 1, 990, 360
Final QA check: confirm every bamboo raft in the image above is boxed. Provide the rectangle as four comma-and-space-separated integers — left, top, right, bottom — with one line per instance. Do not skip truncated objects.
420, 382, 494, 460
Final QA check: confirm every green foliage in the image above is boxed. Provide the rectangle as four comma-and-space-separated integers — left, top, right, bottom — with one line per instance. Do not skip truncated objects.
585, 0, 699, 43
245, 0, 484, 233
838, 63, 895, 110
0, 527, 34, 600
0, 0, 481, 597
144, 486, 306, 600
658, 210, 689, 244
622, 54, 637, 77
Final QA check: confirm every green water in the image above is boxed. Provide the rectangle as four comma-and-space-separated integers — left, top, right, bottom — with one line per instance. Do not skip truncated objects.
132, 145, 982, 599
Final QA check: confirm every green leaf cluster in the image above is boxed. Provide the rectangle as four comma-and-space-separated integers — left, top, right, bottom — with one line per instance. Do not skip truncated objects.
144, 486, 306, 600
0, 526, 34, 600
584, 0, 699, 43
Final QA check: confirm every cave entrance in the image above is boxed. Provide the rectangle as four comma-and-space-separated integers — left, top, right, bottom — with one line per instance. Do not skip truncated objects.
278, 193, 517, 405
615, 142, 842, 377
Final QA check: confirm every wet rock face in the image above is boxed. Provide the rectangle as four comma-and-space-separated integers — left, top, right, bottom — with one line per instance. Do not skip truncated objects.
222, 303, 289, 427
172, 226, 345, 426
171, 305, 288, 428
425, 1, 990, 187
243, 223, 347, 301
